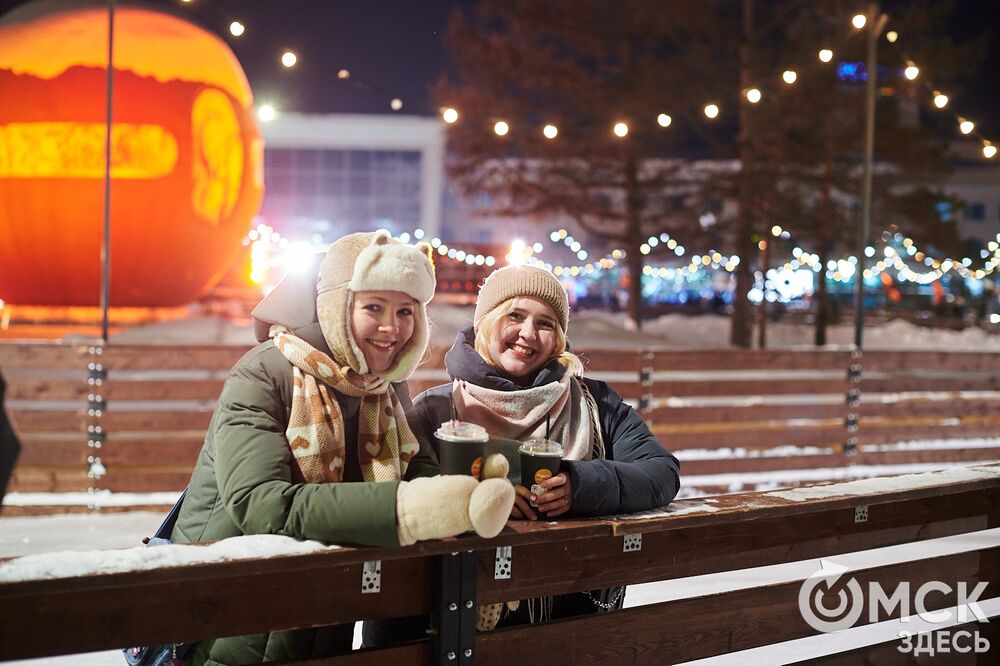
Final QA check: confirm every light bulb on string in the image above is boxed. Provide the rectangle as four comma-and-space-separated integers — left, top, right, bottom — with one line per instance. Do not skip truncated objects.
983, 143, 997, 159
494, 120, 510, 136
390, 98, 403, 111
903, 63, 919, 80
337, 69, 350, 79
281, 51, 297, 68
657, 113, 672, 127
257, 104, 276, 122
933, 92, 949, 108
542, 124, 558, 139
229, 21, 245, 37
745, 88, 762, 104
442, 107, 459, 124
704, 104, 719, 119
613, 121, 629, 137
852, 14, 867, 29
886, 30, 899, 43
818, 49, 833, 63
782, 70, 797, 85
960, 119, 975, 135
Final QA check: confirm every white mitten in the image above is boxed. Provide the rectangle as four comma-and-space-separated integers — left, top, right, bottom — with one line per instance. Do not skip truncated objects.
396, 476, 515, 546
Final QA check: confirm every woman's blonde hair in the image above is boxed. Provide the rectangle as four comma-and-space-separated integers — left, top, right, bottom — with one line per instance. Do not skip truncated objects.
473, 297, 584, 377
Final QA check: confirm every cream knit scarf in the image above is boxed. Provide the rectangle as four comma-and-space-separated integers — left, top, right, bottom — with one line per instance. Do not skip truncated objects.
455, 374, 604, 462
270, 325, 419, 483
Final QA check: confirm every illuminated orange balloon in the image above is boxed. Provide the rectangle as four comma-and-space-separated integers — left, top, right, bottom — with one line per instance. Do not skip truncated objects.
0, 2, 263, 306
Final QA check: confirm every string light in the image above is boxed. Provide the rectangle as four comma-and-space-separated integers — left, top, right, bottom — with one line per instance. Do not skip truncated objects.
983, 143, 997, 159
852, 14, 867, 29
745, 88, 762, 104
903, 63, 919, 80
390, 98, 403, 111
886, 30, 899, 43
703, 104, 719, 119
337, 69, 350, 80
657, 113, 672, 128
782, 70, 797, 85
229, 21, 245, 37
543, 124, 558, 139
818, 49, 833, 63
442, 107, 459, 124
281, 51, 297, 68
494, 120, 510, 136
613, 121, 629, 137
257, 104, 276, 122
933, 92, 949, 108
959, 119, 975, 135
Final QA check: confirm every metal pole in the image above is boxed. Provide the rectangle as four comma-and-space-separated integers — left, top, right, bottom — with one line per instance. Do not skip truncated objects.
853, 4, 886, 350
100, 0, 116, 343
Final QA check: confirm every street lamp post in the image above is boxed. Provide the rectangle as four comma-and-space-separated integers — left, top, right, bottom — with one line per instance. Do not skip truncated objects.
853, 3, 888, 350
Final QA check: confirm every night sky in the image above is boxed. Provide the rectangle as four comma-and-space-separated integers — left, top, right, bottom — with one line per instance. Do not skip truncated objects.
1, 0, 999, 133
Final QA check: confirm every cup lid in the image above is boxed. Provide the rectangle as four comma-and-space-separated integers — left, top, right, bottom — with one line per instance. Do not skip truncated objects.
518, 438, 563, 455
435, 420, 489, 443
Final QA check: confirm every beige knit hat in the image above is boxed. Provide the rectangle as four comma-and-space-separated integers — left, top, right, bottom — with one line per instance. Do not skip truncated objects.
316, 230, 435, 381
473, 265, 569, 332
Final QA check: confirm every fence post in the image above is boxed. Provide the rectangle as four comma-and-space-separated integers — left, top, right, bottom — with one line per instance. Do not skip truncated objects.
844, 349, 863, 458
431, 550, 478, 664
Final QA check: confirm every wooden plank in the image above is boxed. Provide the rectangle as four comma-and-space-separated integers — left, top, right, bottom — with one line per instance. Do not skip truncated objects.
857, 448, 1000, 466
861, 375, 1000, 393
0, 343, 87, 368
96, 345, 252, 370
98, 379, 225, 401
644, 350, 852, 371
4, 378, 88, 400
475, 548, 1000, 665
98, 471, 194, 492
578, 350, 643, 373
646, 378, 850, 397
99, 411, 214, 431
6, 410, 82, 433
651, 423, 847, 450
477, 487, 1000, 603
860, 398, 1000, 419
0, 553, 435, 660
6, 469, 90, 493
857, 423, 1000, 446
646, 403, 848, 424
679, 453, 846, 475
863, 351, 1000, 372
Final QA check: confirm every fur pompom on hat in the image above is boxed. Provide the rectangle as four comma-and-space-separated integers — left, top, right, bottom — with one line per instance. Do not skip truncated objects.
316, 230, 435, 381
473, 265, 569, 332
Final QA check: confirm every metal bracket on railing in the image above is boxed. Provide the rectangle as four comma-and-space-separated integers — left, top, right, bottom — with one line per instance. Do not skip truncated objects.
854, 506, 869, 523
638, 394, 652, 413
432, 551, 477, 664
494, 546, 512, 580
639, 367, 653, 387
361, 560, 381, 594
623, 534, 642, 553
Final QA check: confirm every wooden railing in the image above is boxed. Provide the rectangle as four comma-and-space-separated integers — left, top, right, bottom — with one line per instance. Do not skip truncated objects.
2, 341, 1000, 509
1, 465, 998, 663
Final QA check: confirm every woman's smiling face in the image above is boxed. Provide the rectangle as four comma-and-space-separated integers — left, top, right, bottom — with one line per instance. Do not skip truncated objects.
486, 297, 558, 379
350, 290, 416, 372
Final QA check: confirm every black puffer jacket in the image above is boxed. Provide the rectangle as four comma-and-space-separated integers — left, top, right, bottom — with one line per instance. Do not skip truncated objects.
410, 328, 680, 516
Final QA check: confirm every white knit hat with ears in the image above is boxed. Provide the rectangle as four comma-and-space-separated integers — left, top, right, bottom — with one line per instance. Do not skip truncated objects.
316, 230, 435, 381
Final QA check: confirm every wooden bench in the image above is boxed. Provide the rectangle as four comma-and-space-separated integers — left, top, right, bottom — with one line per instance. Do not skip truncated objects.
1, 464, 998, 663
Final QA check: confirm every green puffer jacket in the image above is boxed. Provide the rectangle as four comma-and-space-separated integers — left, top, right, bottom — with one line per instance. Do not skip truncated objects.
171, 321, 438, 666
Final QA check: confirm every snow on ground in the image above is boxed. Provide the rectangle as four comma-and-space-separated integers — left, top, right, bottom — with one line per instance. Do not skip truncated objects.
84, 303, 1000, 350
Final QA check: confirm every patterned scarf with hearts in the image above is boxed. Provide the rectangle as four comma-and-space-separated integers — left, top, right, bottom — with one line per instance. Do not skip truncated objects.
270, 325, 419, 483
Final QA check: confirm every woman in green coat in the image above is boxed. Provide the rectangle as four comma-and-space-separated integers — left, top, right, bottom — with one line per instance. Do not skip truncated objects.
171, 231, 514, 665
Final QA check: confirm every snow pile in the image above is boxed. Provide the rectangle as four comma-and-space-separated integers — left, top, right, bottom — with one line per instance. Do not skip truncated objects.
767, 464, 1000, 502
0, 534, 338, 583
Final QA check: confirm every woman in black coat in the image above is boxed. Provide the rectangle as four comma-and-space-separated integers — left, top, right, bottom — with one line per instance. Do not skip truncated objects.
411, 264, 680, 628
